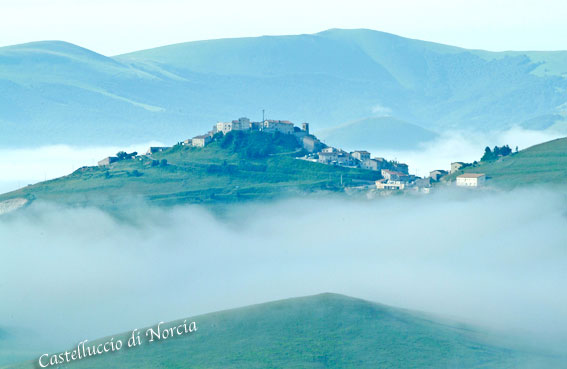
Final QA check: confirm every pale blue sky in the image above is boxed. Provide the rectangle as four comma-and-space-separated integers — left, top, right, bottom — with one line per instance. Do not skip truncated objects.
1, 0, 566, 55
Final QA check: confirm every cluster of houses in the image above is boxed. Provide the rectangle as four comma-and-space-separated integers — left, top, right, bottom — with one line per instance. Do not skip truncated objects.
97, 116, 487, 191
176, 117, 330, 155
179, 117, 309, 148
177, 117, 448, 192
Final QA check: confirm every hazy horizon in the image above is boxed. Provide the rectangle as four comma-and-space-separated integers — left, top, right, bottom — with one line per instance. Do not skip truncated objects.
2, 1, 567, 55
3, 26, 567, 57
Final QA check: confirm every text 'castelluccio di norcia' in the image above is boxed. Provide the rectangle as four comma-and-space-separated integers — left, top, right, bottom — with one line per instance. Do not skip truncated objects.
38, 320, 198, 367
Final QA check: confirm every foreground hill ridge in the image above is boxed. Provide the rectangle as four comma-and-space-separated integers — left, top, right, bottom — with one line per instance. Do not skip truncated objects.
7, 293, 564, 369
2, 28, 567, 147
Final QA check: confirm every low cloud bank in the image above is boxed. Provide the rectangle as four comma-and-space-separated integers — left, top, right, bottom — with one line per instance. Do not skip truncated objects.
0, 187, 566, 358
0, 142, 165, 194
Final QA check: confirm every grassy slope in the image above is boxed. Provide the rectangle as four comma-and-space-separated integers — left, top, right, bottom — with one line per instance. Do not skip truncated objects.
446, 137, 567, 186
0, 131, 380, 208
6, 293, 563, 369
472, 49, 567, 77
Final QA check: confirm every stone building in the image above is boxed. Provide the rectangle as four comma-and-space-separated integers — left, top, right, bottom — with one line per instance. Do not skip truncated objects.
430, 170, 448, 181
451, 162, 467, 173
146, 147, 169, 155
351, 151, 371, 162
192, 134, 212, 147
262, 120, 295, 134
98, 156, 118, 166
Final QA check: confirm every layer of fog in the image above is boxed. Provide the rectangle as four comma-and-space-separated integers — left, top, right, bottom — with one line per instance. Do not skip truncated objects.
0, 142, 165, 194
369, 127, 566, 177
1, 187, 566, 361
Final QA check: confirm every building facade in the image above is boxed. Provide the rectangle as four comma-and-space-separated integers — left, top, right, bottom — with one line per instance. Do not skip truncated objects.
361, 158, 386, 171
215, 122, 233, 134
430, 170, 448, 182
456, 173, 486, 187
262, 120, 295, 134
192, 135, 212, 147
146, 147, 169, 155
98, 156, 118, 166
351, 151, 371, 162
381, 169, 409, 182
376, 180, 405, 190
451, 162, 467, 173
232, 117, 251, 130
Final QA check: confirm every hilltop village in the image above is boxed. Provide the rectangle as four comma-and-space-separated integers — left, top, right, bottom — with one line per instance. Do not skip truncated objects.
99, 117, 485, 192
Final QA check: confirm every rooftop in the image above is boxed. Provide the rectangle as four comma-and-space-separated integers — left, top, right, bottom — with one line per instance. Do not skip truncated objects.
265, 120, 293, 125
382, 169, 407, 176
457, 173, 486, 178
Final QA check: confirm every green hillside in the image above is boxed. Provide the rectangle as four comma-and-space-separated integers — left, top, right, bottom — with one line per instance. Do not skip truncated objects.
317, 116, 437, 151
447, 137, 567, 186
0, 131, 380, 209
6, 293, 563, 369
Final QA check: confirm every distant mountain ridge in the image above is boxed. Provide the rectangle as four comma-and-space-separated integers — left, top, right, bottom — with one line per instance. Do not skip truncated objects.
318, 116, 438, 151
1, 28, 567, 147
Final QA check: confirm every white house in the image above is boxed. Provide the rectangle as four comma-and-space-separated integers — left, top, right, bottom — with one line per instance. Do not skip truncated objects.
215, 122, 233, 134
376, 180, 405, 190
456, 173, 486, 187
215, 117, 252, 134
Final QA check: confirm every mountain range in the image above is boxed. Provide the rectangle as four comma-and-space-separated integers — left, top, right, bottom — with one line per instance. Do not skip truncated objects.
1, 28, 567, 148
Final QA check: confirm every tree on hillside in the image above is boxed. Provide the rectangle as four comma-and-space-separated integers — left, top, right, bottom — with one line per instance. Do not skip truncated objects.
481, 145, 512, 162
116, 151, 137, 160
